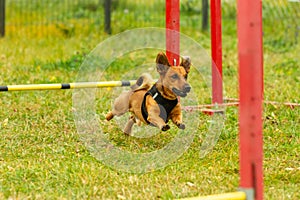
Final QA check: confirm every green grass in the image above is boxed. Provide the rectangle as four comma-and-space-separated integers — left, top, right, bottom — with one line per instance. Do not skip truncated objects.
0, 0, 299, 199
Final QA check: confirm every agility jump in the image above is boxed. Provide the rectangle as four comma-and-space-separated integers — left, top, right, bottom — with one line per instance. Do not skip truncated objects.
0, 0, 264, 199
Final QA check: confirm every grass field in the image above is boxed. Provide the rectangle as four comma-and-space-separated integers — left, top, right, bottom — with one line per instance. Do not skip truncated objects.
0, 1, 299, 199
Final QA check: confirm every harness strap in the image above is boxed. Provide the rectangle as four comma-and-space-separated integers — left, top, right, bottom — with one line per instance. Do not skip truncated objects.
141, 84, 178, 124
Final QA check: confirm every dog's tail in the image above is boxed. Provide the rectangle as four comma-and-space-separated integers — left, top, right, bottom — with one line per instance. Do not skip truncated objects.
130, 73, 153, 91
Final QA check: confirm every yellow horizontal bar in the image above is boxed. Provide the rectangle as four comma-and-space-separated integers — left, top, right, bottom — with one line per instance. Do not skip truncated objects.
4, 81, 137, 91
2, 80, 157, 92
70, 81, 136, 89
8, 84, 63, 91
179, 192, 246, 200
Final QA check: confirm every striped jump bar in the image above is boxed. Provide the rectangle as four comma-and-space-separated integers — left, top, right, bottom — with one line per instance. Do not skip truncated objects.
0, 80, 136, 92
179, 191, 246, 200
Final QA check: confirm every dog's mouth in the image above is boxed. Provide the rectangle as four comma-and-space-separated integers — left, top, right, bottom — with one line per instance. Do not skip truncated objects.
172, 88, 189, 97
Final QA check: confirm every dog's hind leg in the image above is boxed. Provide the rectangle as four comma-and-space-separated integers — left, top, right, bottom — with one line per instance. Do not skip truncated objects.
123, 115, 136, 135
105, 105, 128, 121
105, 111, 114, 121
105, 91, 132, 121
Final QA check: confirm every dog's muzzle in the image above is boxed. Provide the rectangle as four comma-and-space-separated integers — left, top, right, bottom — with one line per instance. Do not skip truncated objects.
172, 84, 191, 97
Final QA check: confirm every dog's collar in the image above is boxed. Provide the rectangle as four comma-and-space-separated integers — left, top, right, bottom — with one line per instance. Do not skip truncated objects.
141, 84, 178, 124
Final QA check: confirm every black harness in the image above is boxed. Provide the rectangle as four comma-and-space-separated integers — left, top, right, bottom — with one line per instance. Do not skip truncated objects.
141, 84, 178, 124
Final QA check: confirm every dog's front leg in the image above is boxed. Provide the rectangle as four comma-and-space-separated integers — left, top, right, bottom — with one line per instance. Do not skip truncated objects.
148, 108, 170, 131
170, 104, 185, 130
146, 96, 170, 131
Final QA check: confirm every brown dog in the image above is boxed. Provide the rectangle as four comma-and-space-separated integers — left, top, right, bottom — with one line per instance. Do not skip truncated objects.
105, 52, 191, 135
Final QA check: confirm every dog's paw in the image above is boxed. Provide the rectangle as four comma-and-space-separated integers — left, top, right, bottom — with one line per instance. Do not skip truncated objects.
123, 130, 131, 136
123, 126, 132, 136
177, 123, 185, 130
105, 112, 114, 121
161, 124, 170, 131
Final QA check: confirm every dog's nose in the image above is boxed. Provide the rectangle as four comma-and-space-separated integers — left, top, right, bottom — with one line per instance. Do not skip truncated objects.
184, 84, 191, 93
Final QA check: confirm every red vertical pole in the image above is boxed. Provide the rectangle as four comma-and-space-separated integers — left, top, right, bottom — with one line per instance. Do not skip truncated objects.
211, 0, 223, 104
166, 0, 180, 66
237, 0, 264, 199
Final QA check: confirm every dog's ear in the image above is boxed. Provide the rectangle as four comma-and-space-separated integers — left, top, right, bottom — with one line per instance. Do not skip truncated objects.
180, 56, 191, 74
156, 52, 170, 75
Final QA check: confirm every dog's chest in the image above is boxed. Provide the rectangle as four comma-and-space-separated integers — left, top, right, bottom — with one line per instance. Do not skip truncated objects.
142, 85, 178, 123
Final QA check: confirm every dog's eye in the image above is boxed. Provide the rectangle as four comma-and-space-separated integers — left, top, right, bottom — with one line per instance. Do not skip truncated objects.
171, 74, 179, 80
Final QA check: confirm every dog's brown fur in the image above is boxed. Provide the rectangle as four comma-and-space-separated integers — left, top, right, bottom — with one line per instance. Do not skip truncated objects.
106, 52, 191, 135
